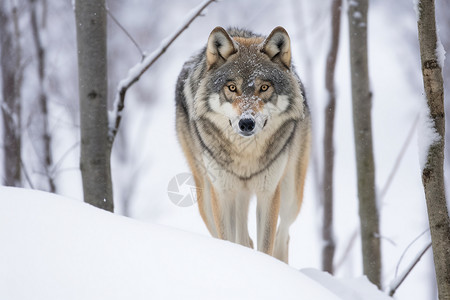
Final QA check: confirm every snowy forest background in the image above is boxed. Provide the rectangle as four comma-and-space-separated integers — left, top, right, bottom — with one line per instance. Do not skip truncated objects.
1, 0, 449, 299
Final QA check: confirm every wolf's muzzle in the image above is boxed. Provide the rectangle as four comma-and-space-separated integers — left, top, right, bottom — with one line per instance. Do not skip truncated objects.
231, 111, 267, 137
238, 117, 256, 136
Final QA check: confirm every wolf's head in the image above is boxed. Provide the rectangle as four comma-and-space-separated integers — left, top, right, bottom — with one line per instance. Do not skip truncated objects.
195, 26, 304, 138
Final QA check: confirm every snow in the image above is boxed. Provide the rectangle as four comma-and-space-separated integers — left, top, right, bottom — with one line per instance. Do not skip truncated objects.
388, 242, 432, 296
0, 187, 390, 300
348, 0, 359, 7
353, 11, 362, 19
304, 269, 391, 300
417, 103, 441, 170
435, 34, 445, 69
413, 0, 420, 20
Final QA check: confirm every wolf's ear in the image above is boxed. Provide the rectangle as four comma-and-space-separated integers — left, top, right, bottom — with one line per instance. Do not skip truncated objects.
261, 27, 291, 68
206, 27, 238, 70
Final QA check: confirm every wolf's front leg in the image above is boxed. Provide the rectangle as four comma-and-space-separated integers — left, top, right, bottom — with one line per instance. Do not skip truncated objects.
235, 191, 253, 248
197, 178, 218, 238
210, 186, 237, 243
256, 185, 281, 255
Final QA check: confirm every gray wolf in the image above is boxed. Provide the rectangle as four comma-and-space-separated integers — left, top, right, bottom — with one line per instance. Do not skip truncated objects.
175, 26, 311, 263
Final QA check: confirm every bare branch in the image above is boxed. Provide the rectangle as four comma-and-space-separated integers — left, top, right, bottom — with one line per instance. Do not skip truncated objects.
388, 242, 432, 297
51, 141, 80, 174
394, 228, 430, 279
379, 114, 419, 200
334, 229, 358, 271
20, 159, 35, 189
108, 0, 216, 144
105, 4, 144, 59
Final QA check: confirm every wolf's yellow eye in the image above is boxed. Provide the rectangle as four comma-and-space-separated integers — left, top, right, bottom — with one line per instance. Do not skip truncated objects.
228, 84, 237, 92
260, 84, 269, 92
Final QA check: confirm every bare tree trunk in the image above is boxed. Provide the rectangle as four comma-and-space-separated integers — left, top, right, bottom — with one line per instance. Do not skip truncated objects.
29, 0, 55, 192
416, 0, 450, 298
322, 0, 342, 275
75, 0, 113, 212
0, 1, 21, 187
435, 0, 450, 203
347, 0, 381, 288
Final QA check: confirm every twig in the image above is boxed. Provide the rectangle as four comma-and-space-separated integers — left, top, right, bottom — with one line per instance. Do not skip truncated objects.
388, 241, 432, 296
108, 0, 216, 144
20, 159, 35, 189
334, 228, 358, 271
394, 228, 430, 279
51, 141, 80, 174
105, 4, 144, 59
379, 114, 420, 200
374, 232, 396, 247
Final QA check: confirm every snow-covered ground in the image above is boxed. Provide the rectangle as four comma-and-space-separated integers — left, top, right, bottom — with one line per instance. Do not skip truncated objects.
0, 187, 390, 300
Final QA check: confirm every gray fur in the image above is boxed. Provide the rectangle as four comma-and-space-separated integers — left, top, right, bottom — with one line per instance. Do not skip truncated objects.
175, 27, 311, 262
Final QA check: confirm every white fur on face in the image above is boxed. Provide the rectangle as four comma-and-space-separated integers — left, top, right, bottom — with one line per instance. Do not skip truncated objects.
276, 95, 290, 112
208, 94, 237, 118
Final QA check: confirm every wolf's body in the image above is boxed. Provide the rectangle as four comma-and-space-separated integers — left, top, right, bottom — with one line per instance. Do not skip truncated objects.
175, 27, 311, 263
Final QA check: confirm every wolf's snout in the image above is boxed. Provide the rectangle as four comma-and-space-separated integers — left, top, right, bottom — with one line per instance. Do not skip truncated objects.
231, 112, 266, 137
238, 118, 256, 134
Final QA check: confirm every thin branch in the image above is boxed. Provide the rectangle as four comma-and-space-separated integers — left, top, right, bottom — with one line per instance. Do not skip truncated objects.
388, 241, 432, 297
108, 0, 216, 144
374, 232, 397, 247
105, 4, 144, 59
334, 228, 358, 271
51, 141, 80, 174
379, 114, 420, 200
53, 167, 82, 176
20, 159, 35, 189
394, 228, 430, 278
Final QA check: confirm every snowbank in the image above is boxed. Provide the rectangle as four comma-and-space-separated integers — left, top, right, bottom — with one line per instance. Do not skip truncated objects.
0, 187, 390, 300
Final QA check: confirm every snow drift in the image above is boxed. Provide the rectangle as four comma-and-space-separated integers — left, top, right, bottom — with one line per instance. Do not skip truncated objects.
0, 187, 390, 300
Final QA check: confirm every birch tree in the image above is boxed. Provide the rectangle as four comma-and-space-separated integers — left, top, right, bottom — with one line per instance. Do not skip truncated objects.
0, 1, 22, 187
75, 0, 113, 211
347, 0, 381, 288
416, 0, 450, 298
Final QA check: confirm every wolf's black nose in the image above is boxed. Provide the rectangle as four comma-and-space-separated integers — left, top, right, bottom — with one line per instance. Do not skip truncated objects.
239, 118, 256, 133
